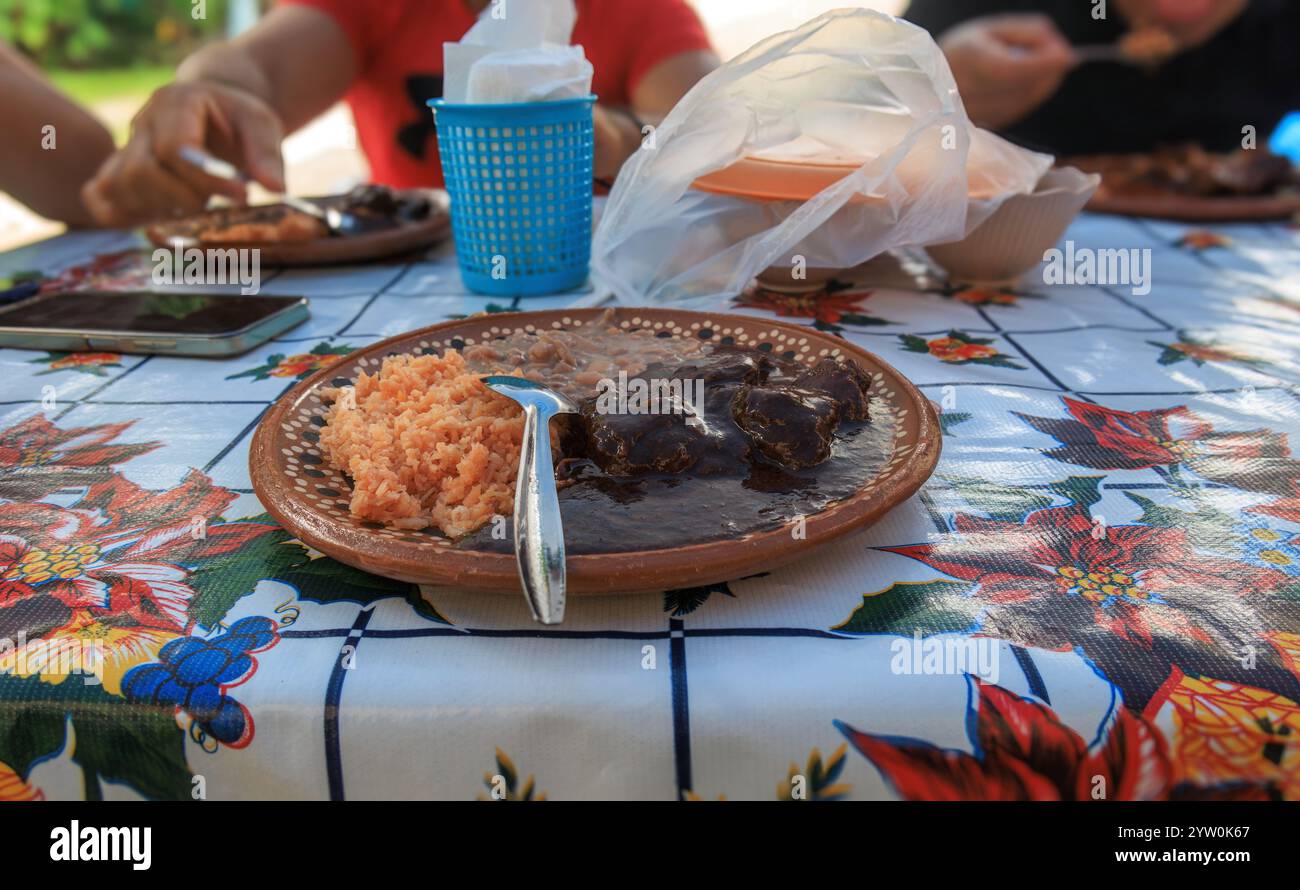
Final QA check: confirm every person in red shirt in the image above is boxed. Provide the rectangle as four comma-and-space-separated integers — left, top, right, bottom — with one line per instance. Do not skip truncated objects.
83, 0, 717, 227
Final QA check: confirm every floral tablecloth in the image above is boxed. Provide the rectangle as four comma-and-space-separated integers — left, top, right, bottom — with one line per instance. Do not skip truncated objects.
0, 213, 1298, 801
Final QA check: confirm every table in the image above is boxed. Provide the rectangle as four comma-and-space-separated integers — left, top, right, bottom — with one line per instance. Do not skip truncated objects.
0, 213, 1297, 801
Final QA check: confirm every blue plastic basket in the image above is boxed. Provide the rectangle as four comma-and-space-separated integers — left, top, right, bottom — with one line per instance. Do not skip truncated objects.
430, 96, 596, 296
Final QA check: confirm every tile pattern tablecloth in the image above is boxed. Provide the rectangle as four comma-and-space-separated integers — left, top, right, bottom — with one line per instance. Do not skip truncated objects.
0, 214, 1298, 801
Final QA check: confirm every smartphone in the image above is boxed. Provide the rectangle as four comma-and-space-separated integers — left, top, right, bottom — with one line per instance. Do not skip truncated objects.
0, 290, 309, 358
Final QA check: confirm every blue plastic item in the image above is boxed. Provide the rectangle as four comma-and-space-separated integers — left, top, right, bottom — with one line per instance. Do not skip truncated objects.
1269, 111, 1300, 163
430, 95, 596, 296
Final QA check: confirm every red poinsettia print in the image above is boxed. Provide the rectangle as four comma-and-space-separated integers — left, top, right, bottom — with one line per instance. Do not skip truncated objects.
0, 471, 275, 634
836, 679, 1272, 800
77, 467, 267, 559
0, 475, 277, 699
1247, 479, 1300, 525
890, 503, 1287, 642
1018, 397, 1300, 496
0, 415, 159, 501
732, 285, 886, 331
1019, 398, 1205, 469
885, 501, 1300, 711
0, 415, 155, 471
0, 413, 313, 796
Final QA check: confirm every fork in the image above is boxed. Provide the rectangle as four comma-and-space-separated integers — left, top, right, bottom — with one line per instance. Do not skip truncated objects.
177, 145, 366, 237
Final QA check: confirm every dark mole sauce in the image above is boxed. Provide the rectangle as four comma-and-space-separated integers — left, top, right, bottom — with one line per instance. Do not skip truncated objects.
456, 395, 896, 556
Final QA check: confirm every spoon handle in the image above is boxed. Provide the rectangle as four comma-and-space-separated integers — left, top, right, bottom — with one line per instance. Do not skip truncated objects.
513, 405, 566, 625
1072, 43, 1127, 65
178, 145, 249, 183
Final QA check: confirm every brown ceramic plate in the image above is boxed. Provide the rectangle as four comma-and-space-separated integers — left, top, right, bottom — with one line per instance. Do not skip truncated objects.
249, 307, 941, 594
1085, 189, 1300, 221
146, 190, 451, 266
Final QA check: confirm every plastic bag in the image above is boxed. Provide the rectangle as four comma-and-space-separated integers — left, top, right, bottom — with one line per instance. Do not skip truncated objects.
592, 9, 1053, 305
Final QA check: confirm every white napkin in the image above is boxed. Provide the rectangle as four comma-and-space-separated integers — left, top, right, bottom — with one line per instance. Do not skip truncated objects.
442, 0, 593, 104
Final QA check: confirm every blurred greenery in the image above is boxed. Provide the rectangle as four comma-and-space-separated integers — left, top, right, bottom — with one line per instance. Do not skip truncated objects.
48, 64, 172, 104
0, 0, 230, 68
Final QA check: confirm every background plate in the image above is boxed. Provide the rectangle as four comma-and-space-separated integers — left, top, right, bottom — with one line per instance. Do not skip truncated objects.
1085, 190, 1300, 221
146, 190, 451, 266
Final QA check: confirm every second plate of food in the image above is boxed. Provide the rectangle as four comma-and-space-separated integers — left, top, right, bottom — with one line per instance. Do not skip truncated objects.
146, 185, 451, 266
1065, 146, 1300, 221
250, 307, 940, 594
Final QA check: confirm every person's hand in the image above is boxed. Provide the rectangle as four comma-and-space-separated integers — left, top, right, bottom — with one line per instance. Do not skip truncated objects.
938, 14, 1077, 131
592, 104, 645, 182
82, 81, 286, 228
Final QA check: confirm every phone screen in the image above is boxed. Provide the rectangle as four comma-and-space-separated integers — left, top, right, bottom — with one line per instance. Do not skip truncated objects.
0, 291, 304, 336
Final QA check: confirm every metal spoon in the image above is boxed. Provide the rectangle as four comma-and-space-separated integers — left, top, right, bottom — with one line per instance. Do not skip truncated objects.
1073, 35, 1179, 68
177, 145, 366, 236
1072, 43, 1131, 65
480, 375, 580, 625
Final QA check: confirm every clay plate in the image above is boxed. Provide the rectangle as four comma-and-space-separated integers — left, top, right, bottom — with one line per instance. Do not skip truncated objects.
249, 307, 941, 594
1085, 189, 1300, 221
146, 190, 451, 266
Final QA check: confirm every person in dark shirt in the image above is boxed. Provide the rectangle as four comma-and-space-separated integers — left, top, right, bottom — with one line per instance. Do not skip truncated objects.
902, 0, 1300, 155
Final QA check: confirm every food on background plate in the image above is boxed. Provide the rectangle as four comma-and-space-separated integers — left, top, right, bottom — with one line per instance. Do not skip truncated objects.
318, 312, 888, 551
1117, 26, 1178, 65
198, 205, 327, 244
1066, 145, 1300, 200
184, 185, 435, 245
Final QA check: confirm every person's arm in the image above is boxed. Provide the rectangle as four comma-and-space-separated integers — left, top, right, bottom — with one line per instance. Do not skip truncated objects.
592, 49, 718, 180
0, 41, 115, 227
587, 0, 718, 181
82, 5, 356, 227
